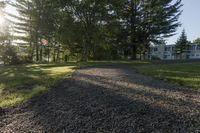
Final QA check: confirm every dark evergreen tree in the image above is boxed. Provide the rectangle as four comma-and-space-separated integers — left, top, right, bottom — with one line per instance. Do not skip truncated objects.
108, 0, 182, 60
175, 29, 188, 59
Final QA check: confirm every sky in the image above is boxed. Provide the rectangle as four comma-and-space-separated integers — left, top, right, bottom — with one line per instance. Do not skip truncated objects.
166, 0, 200, 44
2, 0, 200, 45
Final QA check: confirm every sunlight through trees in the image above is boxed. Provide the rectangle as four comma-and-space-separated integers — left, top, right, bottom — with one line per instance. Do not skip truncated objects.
1, 0, 182, 63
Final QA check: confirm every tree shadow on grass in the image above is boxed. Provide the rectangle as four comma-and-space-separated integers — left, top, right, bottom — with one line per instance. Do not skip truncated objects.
0, 64, 76, 108
1, 65, 199, 132
0, 66, 47, 90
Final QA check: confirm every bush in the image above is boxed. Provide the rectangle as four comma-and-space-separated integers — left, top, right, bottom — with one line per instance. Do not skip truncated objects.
17, 54, 33, 64
151, 56, 161, 60
0, 45, 19, 65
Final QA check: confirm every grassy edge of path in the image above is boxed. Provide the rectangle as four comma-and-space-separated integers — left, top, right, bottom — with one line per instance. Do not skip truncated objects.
0, 60, 148, 108
0, 64, 76, 108
3, 60, 199, 108
134, 62, 200, 90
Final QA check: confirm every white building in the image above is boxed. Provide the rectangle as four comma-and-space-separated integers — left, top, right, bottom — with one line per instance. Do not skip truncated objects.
149, 43, 200, 60
186, 43, 200, 59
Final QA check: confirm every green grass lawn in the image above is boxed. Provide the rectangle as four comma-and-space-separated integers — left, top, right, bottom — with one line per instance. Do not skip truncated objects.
77, 60, 149, 67
0, 64, 76, 108
135, 62, 200, 90
2, 61, 198, 108
0, 60, 148, 108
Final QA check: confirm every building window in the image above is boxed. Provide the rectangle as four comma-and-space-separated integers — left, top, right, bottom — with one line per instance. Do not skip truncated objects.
165, 47, 171, 51
191, 46, 196, 50
188, 45, 196, 50
150, 48, 154, 52
197, 45, 200, 50
188, 46, 191, 50
164, 55, 168, 59
154, 48, 158, 52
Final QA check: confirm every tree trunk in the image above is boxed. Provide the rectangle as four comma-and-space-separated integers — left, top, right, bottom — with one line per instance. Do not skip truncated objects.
143, 52, 146, 60
47, 46, 50, 63
36, 44, 39, 62
180, 53, 182, 60
132, 45, 137, 60
57, 48, 60, 62
28, 44, 34, 62
81, 47, 88, 62
81, 40, 89, 62
53, 47, 56, 62
65, 55, 68, 62
130, 0, 137, 60
40, 46, 43, 62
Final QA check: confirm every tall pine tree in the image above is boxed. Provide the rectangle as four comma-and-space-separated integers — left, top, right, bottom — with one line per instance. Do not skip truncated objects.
175, 29, 188, 59
114, 0, 182, 59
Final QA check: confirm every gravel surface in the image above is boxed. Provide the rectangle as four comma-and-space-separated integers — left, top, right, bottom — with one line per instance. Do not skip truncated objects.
0, 65, 200, 133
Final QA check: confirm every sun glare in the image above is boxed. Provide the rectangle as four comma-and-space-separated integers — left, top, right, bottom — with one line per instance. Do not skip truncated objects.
0, 16, 4, 25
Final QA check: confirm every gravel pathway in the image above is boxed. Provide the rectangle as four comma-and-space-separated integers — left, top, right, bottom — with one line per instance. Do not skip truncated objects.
0, 65, 200, 133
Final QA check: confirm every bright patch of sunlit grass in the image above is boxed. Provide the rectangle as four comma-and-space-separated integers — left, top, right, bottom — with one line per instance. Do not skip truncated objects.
135, 62, 200, 90
0, 64, 76, 108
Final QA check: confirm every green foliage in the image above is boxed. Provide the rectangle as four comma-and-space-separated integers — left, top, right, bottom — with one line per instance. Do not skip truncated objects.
17, 53, 33, 64
0, 1, 5, 9
0, 45, 19, 65
151, 56, 161, 61
7, 0, 182, 62
112, 0, 182, 59
194, 38, 200, 44
175, 29, 189, 54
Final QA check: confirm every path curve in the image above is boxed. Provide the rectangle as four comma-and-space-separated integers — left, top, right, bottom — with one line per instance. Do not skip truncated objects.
0, 65, 200, 132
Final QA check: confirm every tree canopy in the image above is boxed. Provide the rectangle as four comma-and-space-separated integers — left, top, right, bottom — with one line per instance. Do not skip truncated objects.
194, 38, 200, 44
4, 0, 182, 62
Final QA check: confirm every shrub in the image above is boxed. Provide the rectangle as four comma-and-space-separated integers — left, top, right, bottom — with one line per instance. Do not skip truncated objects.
0, 45, 19, 65
17, 54, 33, 64
151, 56, 161, 60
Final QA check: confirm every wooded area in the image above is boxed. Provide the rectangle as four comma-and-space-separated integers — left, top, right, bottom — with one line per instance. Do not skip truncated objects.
0, 0, 182, 64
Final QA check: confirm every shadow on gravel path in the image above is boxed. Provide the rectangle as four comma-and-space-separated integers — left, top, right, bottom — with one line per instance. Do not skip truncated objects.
0, 65, 200, 133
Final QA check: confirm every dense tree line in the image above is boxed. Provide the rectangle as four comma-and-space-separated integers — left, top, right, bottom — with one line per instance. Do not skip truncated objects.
0, 1, 18, 65
3, 0, 182, 62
